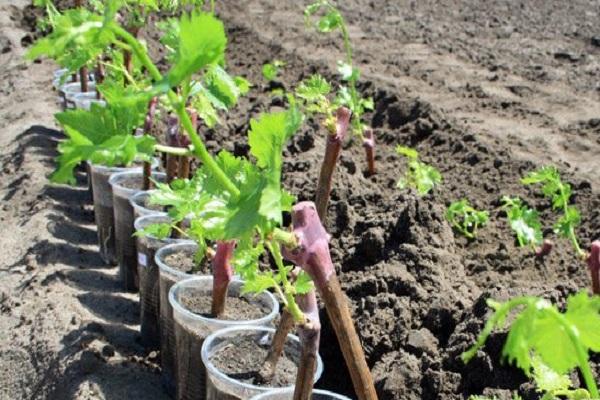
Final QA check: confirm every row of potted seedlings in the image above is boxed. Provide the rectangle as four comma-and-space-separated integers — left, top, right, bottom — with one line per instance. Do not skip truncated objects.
52, 74, 344, 399
33, 1, 377, 399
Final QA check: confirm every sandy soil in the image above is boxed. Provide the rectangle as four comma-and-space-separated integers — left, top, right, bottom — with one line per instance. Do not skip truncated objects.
0, 1, 598, 399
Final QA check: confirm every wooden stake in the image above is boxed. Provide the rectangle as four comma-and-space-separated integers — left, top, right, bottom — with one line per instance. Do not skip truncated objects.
363, 128, 376, 176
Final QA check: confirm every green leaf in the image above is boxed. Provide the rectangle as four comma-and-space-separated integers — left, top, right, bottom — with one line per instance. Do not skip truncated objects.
317, 10, 342, 32
241, 272, 278, 294
446, 199, 489, 238
295, 74, 331, 101
396, 146, 442, 195
262, 60, 285, 81
501, 196, 543, 247
294, 271, 314, 295
51, 102, 153, 183
396, 145, 419, 159
133, 222, 172, 239
166, 11, 226, 87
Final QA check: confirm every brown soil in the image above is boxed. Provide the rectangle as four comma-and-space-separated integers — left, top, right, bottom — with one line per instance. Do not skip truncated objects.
209, 333, 298, 387
164, 249, 209, 275
1, 0, 599, 399
180, 292, 269, 320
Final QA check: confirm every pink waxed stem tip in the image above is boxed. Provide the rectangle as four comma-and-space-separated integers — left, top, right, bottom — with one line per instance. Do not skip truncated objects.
334, 107, 352, 141
283, 202, 334, 290
588, 241, 600, 295
213, 241, 236, 288
363, 128, 375, 148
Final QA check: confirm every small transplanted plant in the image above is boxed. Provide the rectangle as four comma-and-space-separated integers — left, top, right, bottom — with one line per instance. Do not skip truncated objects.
395, 145, 442, 195
501, 196, 553, 257
446, 199, 489, 239
522, 166, 600, 294
462, 291, 600, 399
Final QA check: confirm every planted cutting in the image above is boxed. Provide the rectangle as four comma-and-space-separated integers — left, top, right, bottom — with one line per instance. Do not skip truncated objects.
304, 0, 375, 176
462, 291, 600, 399
501, 196, 553, 257
446, 199, 489, 239
522, 166, 599, 293
395, 145, 442, 195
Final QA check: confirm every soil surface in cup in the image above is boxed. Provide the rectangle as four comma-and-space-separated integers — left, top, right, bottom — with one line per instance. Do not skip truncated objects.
180, 293, 268, 320
210, 334, 298, 387
164, 250, 203, 274
175, 292, 271, 400
159, 249, 210, 397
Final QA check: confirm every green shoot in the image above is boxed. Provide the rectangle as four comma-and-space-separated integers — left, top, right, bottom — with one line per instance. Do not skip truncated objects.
462, 292, 600, 398
521, 166, 585, 258
501, 196, 543, 249
446, 199, 489, 239
532, 357, 592, 399
395, 145, 442, 195
52, 101, 155, 184
304, 0, 374, 138
262, 60, 285, 82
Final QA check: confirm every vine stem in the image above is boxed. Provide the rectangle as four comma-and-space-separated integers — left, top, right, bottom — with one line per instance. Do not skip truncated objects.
266, 241, 305, 324
109, 24, 240, 200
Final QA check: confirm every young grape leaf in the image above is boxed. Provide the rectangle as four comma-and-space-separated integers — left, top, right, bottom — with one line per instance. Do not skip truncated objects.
446, 199, 489, 239
165, 11, 226, 87
501, 196, 543, 247
396, 145, 442, 195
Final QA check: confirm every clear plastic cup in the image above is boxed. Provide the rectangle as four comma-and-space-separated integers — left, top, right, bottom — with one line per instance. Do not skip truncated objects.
201, 326, 323, 400
109, 171, 166, 292
61, 81, 96, 109
134, 214, 193, 349
130, 190, 167, 220
90, 163, 142, 265
170, 278, 280, 400
249, 389, 351, 400
156, 242, 207, 396
73, 91, 106, 110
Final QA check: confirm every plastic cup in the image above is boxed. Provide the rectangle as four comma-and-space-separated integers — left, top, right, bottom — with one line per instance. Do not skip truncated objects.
130, 190, 167, 220
61, 81, 96, 109
170, 278, 280, 400
134, 214, 193, 349
73, 91, 106, 110
90, 163, 142, 265
202, 325, 323, 400
249, 389, 351, 400
156, 242, 209, 396
109, 171, 166, 292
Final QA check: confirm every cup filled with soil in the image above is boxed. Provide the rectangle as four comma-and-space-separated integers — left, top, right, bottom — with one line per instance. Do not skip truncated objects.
90, 162, 143, 265
134, 214, 193, 349
130, 190, 167, 220
155, 242, 211, 396
249, 389, 350, 400
60, 81, 96, 109
73, 91, 106, 110
201, 326, 323, 400
109, 171, 166, 292
170, 277, 280, 400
